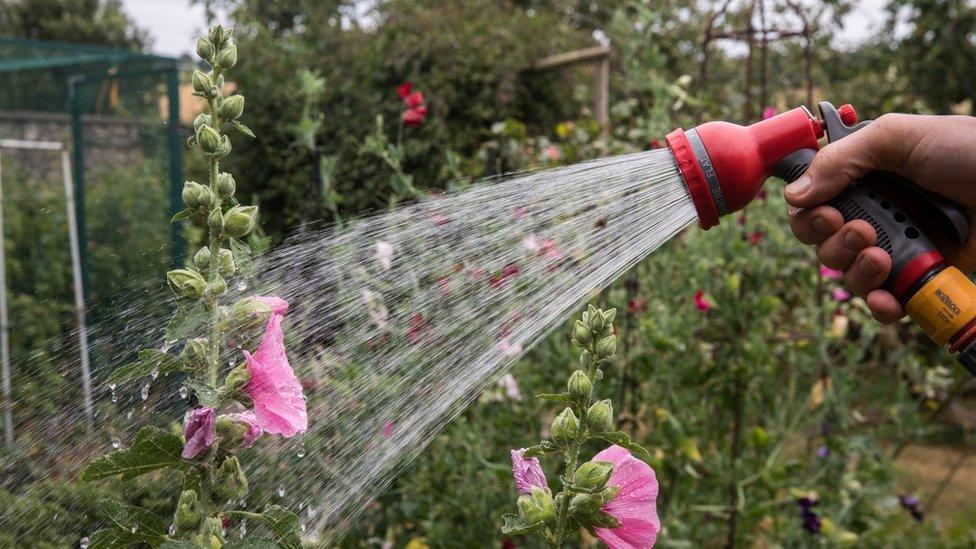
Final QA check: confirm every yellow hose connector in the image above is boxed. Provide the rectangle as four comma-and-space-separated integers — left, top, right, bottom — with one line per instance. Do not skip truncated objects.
906, 267, 976, 345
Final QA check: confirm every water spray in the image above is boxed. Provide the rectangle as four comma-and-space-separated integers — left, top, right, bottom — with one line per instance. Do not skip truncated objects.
667, 101, 976, 375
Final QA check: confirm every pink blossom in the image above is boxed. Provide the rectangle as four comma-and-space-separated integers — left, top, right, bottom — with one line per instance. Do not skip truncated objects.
243, 314, 308, 437
497, 373, 522, 400
182, 407, 216, 459
831, 288, 852, 302
497, 338, 524, 358
544, 145, 560, 162
404, 90, 425, 108
383, 420, 396, 438
397, 82, 414, 99
254, 295, 289, 316
819, 265, 843, 281
522, 234, 541, 253
762, 106, 778, 120
376, 241, 394, 271
592, 445, 660, 548
225, 410, 263, 448
539, 239, 564, 261
402, 105, 428, 127
694, 290, 712, 312
510, 448, 547, 494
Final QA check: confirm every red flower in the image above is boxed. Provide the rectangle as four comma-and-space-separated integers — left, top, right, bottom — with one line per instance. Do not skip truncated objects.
397, 82, 413, 98
736, 213, 747, 226
489, 263, 520, 288
628, 298, 648, 315
694, 290, 712, 312
404, 90, 425, 108
408, 313, 432, 343
749, 231, 763, 245
402, 105, 428, 128
649, 139, 663, 149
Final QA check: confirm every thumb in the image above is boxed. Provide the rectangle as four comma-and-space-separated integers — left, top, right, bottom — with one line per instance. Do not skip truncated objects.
783, 114, 915, 208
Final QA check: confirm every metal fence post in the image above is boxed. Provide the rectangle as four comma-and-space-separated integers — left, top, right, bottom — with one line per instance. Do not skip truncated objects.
167, 65, 185, 266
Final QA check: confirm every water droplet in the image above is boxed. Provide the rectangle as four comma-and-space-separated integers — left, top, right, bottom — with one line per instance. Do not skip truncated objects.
179, 386, 189, 399
296, 441, 306, 458
277, 484, 285, 498
237, 280, 247, 291
108, 383, 118, 403
140, 383, 150, 401
126, 409, 133, 420
80, 537, 90, 549
300, 522, 306, 533
129, 525, 137, 533
168, 524, 177, 536
221, 527, 227, 537
111, 436, 121, 450
240, 519, 247, 537
307, 505, 317, 518
149, 367, 160, 380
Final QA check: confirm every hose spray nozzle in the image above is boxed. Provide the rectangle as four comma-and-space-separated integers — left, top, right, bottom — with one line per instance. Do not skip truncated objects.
666, 101, 976, 376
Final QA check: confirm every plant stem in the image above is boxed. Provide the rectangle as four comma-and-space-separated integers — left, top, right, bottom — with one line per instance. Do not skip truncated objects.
205, 95, 223, 388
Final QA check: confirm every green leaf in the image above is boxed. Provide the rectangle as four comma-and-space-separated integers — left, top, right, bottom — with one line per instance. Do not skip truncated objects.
160, 543, 201, 549
585, 509, 621, 529
87, 499, 167, 547
165, 301, 208, 341
596, 431, 651, 458
89, 527, 161, 549
106, 349, 187, 386
500, 513, 543, 535
522, 440, 560, 458
185, 379, 220, 408
223, 541, 280, 549
228, 506, 301, 549
535, 393, 574, 404
229, 238, 253, 279
81, 426, 186, 481
230, 120, 255, 138
171, 209, 196, 223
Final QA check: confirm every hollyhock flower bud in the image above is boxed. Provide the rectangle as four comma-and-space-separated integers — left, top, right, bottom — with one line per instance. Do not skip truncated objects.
590, 445, 660, 547
182, 181, 206, 208
230, 296, 274, 332
567, 370, 592, 401
225, 411, 262, 448
589, 310, 606, 333
196, 37, 215, 61
167, 268, 206, 299
174, 490, 201, 531
572, 320, 592, 346
516, 486, 555, 524
831, 288, 852, 302
193, 247, 211, 269
217, 248, 235, 276
220, 95, 245, 120
214, 455, 249, 501
242, 314, 308, 436
551, 407, 579, 444
192, 70, 213, 93
192, 113, 211, 132
207, 208, 224, 232
206, 275, 227, 297
197, 124, 221, 153
510, 448, 547, 494
194, 517, 225, 549
216, 44, 238, 69
182, 407, 216, 459
223, 205, 258, 237
216, 172, 236, 198
208, 24, 228, 47
579, 350, 592, 369
594, 335, 616, 358
215, 415, 248, 449
573, 461, 613, 490
587, 399, 614, 433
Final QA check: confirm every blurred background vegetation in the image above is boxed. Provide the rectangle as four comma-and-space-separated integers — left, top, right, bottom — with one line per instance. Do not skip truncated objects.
2, 0, 976, 546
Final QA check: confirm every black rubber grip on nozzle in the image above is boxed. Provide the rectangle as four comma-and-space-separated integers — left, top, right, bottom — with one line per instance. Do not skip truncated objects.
774, 149, 940, 301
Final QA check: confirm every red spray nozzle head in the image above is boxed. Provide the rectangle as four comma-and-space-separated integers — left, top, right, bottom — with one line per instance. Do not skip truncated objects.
666, 107, 824, 229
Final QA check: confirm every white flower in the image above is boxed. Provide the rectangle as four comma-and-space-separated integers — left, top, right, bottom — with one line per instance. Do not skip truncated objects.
376, 240, 394, 271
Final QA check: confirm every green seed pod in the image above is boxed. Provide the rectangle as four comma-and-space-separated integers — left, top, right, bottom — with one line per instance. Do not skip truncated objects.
572, 461, 613, 490
216, 172, 236, 199
214, 455, 249, 501
217, 248, 235, 276
192, 113, 211, 132
191, 70, 213, 93
208, 25, 226, 47
586, 399, 614, 434
572, 320, 592, 346
196, 37, 215, 61
207, 209, 224, 233
206, 275, 227, 297
216, 44, 238, 69
173, 489, 201, 531
516, 486, 555, 525
220, 95, 245, 120
568, 492, 603, 515
589, 310, 606, 333
579, 350, 592, 369
181, 181, 204, 208
215, 415, 247, 450
567, 370, 592, 401
167, 268, 206, 299
594, 334, 617, 358
192, 247, 211, 269
197, 125, 221, 154
223, 205, 258, 238
551, 407, 579, 444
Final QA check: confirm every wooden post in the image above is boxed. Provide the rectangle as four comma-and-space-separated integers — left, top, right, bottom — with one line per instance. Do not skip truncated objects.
530, 45, 613, 135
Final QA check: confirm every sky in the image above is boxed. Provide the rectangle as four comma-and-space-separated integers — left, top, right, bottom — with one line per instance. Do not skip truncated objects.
123, 0, 892, 58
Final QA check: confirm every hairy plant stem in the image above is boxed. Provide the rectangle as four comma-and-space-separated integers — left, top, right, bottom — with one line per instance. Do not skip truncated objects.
552, 356, 603, 546
205, 93, 223, 389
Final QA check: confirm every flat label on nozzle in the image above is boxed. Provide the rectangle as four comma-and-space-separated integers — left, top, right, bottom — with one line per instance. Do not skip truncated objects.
685, 129, 728, 216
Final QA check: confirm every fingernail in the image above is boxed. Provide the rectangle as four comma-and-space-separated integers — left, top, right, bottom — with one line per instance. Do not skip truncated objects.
858, 255, 881, 277
844, 230, 866, 251
786, 175, 811, 196
811, 216, 832, 235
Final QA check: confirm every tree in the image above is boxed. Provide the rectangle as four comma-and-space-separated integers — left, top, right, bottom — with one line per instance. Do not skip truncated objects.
0, 0, 149, 50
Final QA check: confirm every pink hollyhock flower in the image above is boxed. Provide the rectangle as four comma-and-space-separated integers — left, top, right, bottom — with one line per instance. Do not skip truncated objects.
819, 265, 843, 280
544, 145, 561, 161
383, 420, 396, 438
539, 239, 563, 261
397, 81, 413, 99
591, 445, 660, 548
182, 407, 216, 459
497, 373, 522, 400
254, 295, 289, 316
510, 448, 547, 494
831, 288, 852, 302
694, 290, 712, 312
225, 411, 263, 448
497, 338, 524, 358
243, 314, 308, 437
404, 90, 425, 108
762, 106, 777, 120
402, 105, 428, 128
376, 240, 394, 271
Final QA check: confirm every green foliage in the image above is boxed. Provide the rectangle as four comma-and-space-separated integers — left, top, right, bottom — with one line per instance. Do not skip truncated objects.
0, 0, 148, 48
81, 426, 186, 481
